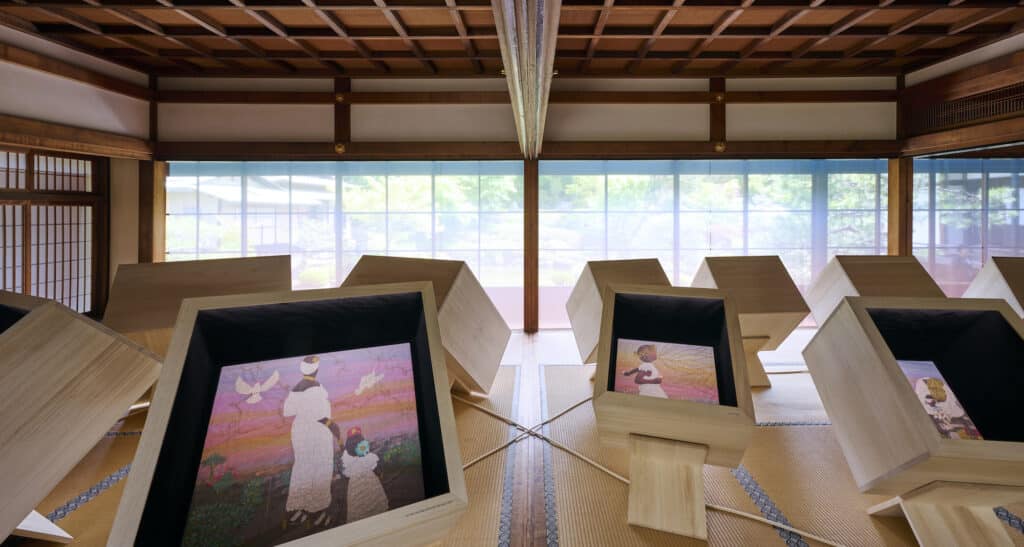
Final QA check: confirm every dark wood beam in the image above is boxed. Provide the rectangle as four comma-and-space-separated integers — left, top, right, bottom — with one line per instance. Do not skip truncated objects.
300, 1, 388, 72
0, 113, 152, 160
445, 0, 483, 73
0, 42, 149, 100
155, 139, 900, 161
903, 116, 1024, 156
334, 77, 351, 146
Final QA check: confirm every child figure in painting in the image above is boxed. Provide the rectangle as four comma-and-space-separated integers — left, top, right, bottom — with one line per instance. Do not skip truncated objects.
342, 426, 389, 523
283, 355, 341, 527
914, 377, 982, 440
622, 344, 668, 398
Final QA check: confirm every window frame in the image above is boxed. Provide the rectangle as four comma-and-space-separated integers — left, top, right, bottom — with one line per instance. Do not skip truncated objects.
0, 145, 109, 317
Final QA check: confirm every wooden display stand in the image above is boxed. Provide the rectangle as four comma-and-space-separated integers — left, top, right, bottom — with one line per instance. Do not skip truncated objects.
0, 302, 160, 543
868, 482, 1024, 547
805, 255, 944, 324
964, 256, 1024, 317
342, 255, 510, 395
691, 256, 809, 387
0, 292, 74, 543
103, 255, 292, 357
110, 283, 467, 546
592, 285, 755, 540
566, 259, 671, 364
804, 296, 1024, 546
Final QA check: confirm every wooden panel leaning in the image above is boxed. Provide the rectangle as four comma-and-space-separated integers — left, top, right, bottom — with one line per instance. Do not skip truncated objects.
592, 284, 755, 540
803, 296, 1024, 547
0, 300, 160, 542
690, 255, 809, 388
964, 256, 1024, 317
566, 258, 671, 364
805, 255, 944, 324
341, 255, 510, 395
103, 255, 292, 358
109, 283, 467, 547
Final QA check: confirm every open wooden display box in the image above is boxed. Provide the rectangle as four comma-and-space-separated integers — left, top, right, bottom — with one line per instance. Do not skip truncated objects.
0, 293, 160, 545
592, 285, 755, 540
804, 296, 1024, 546
964, 256, 1024, 317
805, 255, 944, 325
566, 258, 671, 365
103, 255, 293, 358
341, 255, 510, 396
691, 255, 809, 388
109, 283, 467, 547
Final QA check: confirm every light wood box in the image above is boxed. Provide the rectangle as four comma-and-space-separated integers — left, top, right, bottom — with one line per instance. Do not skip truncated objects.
806, 255, 944, 324
109, 282, 467, 547
964, 256, 1024, 317
341, 255, 510, 395
566, 259, 671, 364
0, 302, 160, 541
803, 296, 1024, 496
592, 284, 755, 539
592, 284, 755, 467
691, 255, 809, 387
103, 255, 292, 357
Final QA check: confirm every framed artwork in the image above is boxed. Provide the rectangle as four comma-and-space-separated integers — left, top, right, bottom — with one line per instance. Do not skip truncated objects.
613, 339, 719, 404
591, 284, 755, 468
897, 360, 982, 441
110, 283, 467, 547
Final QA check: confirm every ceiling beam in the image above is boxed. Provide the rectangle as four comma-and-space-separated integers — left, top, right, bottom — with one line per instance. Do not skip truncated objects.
625, 0, 684, 73
492, 0, 562, 158
300, 0, 388, 72
445, 0, 484, 73
0, 0, 1006, 9
579, 0, 614, 73
373, 0, 437, 73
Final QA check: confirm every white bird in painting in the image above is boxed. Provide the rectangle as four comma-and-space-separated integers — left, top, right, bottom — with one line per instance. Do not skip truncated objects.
355, 369, 384, 396
235, 370, 280, 403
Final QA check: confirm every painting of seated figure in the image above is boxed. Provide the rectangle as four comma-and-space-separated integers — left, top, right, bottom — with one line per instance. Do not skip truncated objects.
897, 359, 983, 441
613, 338, 719, 405
182, 343, 425, 547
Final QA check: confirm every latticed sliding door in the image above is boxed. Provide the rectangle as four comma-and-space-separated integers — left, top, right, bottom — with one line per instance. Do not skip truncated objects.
0, 146, 106, 314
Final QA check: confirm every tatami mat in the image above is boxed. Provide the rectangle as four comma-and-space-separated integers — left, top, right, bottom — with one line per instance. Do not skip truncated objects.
444, 366, 519, 546
542, 365, 771, 546
8, 367, 520, 547
541, 364, 1024, 547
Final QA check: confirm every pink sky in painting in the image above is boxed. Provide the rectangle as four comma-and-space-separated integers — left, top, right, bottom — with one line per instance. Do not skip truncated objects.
196, 343, 420, 480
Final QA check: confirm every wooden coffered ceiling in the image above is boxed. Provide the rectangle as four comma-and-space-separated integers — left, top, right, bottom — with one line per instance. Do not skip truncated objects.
0, 1, 1022, 78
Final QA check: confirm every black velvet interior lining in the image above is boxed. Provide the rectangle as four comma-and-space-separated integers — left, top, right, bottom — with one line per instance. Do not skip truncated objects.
868, 307, 1024, 442
0, 304, 29, 335
134, 293, 448, 545
607, 292, 738, 407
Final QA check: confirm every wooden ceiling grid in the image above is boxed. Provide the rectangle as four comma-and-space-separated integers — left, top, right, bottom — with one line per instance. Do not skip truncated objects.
0, 1, 1021, 77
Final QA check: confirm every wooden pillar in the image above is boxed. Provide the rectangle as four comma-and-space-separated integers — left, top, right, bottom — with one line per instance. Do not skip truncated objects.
524, 158, 539, 333
888, 157, 913, 256
334, 77, 351, 153
710, 77, 726, 145
138, 161, 167, 264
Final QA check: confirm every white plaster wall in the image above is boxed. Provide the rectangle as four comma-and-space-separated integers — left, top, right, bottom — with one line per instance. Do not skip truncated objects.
0, 61, 149, 137
351, 104, 517, 141
906, 33, 1024, 86
109, 158, 139, 284
544, 104, 710, 141
0, 26, 147, 85
727, 103, 897, 140
726, 77, 897, 91
551, 78, 709, 91
159, 77, 333, 92
158, 104, 334, 141
352, 78, 509, 92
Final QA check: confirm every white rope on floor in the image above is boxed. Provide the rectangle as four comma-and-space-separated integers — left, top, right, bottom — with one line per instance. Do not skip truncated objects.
453, 392, 847, 547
